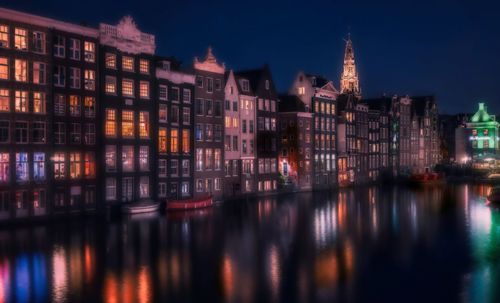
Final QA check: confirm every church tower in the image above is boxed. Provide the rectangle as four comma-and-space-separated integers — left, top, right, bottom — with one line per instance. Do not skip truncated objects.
340, 34, 361, 98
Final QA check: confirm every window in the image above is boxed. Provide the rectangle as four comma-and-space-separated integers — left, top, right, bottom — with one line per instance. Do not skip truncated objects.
0, 57, 8, 79
84, 41, 95, 62
140, 81, 149, 99
170, 129, 178, 153
139, 112, 149, 138
241, 80, 250, 92
206, 78, 213, 93
16, 152, 28, 182
122, 146, 134, 172
196, 124, 203, 141
70, 123, 81, 144
33, 152, 45, 180
242, 120, 247, 133
0, 121, 8, 142
54, 65, 65, 87
70, 67, 81, 88
106, 178, 116, 200
139, 146, 149, 171
215, 79, 222, 90
159, 159, 167, 177
265, 80, 270, 90
183, 107, 190, 125
84, 152, 95, 178
196, 75, 203, 87
15, 122, 28, 143
84, 70, 95, 90
84, 97, 95, 118
69, 96, 81, 117
122, 79, 134, 97
0, 25, 9, 48
122, 56, 134, 72
0, 152, 8, 185
196, 148, 203, 171
122, 110, 134, 138
54, 122, 65, 144
0, 89, 8, 111
159, 85, 168, 100
215, 178, 221, 191
54, 35, 65, 57
196, 99, 204, 116
182, 129, 190, 154
15, 59, 27, 82
14, 28, 27, 50
33, 62, 46, 84
70, 153, 81, 179
159, 104, 167, 123
84, 123, 95, 145
214, 100, 222, 117
158, 128, 167, 153
69, 38, 80, 60
183, 89, 191, 103
214, 149, 221, 170
159, 183, 167, 198
139, 176, 149, 198
170, 159, 178, 176
105, 146, 116, 172
104, 53, 116, 69
54, 94, 65, 116
105, 76, 116, 94
171, 105, 179, 124
139, 59, 149, 74
214, 125, 222, 142
182, 160, 190, 177
53, 153, 65, 179
232, 136, 238, 151
205, 149, 213, 170
105, 109, 116, 137
205, 124, 213, 141
172, 87, 180, 102
32, 121, 46, 143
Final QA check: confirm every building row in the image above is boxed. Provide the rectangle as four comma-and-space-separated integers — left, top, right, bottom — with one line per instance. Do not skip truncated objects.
0, 7, 440, 221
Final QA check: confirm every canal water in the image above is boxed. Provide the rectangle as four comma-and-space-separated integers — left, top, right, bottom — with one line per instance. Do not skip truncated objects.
0, 184, 499, 303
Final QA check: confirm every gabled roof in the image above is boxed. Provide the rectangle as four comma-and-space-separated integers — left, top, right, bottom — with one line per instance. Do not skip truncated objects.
411, 96, 436, 116
279, 94, 308, 112
363, 96, 393, 112
235, 68, 265, 92
233, 72, 255, 95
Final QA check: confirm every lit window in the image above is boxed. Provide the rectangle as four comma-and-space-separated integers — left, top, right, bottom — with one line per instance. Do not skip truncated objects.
122, 146, 134, 172
84, 152, 95, 178
159, 85, 168, 100
170, 129, 178, 153
0, 57, 8, 79
182, 130, 190, 154
15, 91, 28, 113
84, 70, 95, 90
69, 95, 81, 117
33, 62, 46, 84
159, 128, 167, 153
196, 149, 203, 171
139, 112, 149, 138
159, 104, 167, 122
139, 59, 149, 74
105, 109, 116, 137
0, 153, 9, 182
33, 92, 46, 114
122, 56, 134, 72
53, 152, 65, 179
16, 152, 29, 182
0, 89, 9, 111
122, 110, 134, 138
69, 153, 81, 179
105, 146, 116, 172
105, 76, 116, 94
122, 79, 134, 97
54, 35, 65, 57
140, 81, 149, 99
139, 146, 149, 171
14, 28, 27, 51
0, 25, 9, 48
32, 32, 45, 53
15, 59, 27, 82
106, 178, 116, 200
33, 152, 45, 180
105, 53, 116, 69
84, 97, 95, 118
84, 41, 95, 62
69, 38, 80, 60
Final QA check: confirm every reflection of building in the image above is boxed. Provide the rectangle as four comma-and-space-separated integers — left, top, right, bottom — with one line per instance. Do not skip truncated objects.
465, 102, 500, 169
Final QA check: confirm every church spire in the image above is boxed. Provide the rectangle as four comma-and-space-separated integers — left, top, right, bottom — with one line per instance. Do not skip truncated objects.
340, 34, 361, 98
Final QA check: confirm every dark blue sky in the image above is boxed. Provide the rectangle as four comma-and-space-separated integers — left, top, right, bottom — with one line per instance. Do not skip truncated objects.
3, 0, 500, 114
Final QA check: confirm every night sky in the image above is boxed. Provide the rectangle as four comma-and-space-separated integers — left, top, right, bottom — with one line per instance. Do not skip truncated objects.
3, 0, 500, 114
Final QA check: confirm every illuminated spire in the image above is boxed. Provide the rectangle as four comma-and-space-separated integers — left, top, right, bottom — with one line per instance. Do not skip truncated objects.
340, 34, 361, 98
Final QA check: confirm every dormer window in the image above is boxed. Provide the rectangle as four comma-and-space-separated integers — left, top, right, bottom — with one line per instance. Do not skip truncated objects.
265, 80, 270, 90
241, 80, 249, 92
161, 61, 170, 71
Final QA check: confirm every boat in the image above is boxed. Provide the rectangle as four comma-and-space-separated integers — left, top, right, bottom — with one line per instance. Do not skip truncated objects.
166, 196, 213, 211
409, 172, 444, 184
486, 186, 500, 206
122, 200, 160, 215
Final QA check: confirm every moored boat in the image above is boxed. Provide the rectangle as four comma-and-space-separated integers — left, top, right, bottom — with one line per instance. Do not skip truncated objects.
486, 186, 500, 206
122, 200, 160, 215
166, 196, 213, 211
409, 172, 444, 184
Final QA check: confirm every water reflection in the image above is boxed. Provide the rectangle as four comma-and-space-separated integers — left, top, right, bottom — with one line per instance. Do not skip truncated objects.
0, 185, 498, 302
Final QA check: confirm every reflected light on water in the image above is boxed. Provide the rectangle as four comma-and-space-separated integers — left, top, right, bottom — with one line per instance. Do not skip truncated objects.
267, 245, 280, 299
138, 266, 151, 303
222, 254, 234, 301
104, 273, 118, 303
0, 260, 10, 303
52, 246, 67, 303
